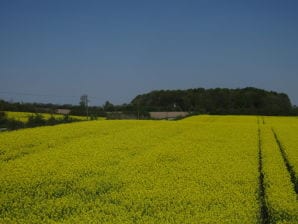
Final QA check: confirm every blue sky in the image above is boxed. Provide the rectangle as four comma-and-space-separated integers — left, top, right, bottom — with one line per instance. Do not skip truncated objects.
0, 0, 298, 105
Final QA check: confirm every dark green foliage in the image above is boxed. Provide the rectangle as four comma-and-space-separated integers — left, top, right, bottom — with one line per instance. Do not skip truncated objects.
0, 112, 82, 131
6, 119, 24, 130
61, 114, 78, 123
290, 106, 298, 115
89, 114, 98, 120
103, 101, 115, 112
27, 114, 47, 127
0, 100, 57, 113
0, 111, 6, 128
0, 100, 107, 117
47, 114, 80, 125
63, 114, 70, 122
0, 112, 24, 130
47, 115, 59, 126
131, 87, 294, 115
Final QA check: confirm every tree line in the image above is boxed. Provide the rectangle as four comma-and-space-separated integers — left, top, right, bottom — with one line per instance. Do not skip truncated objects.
1, 87, 297, 117
0, 112, 81, 131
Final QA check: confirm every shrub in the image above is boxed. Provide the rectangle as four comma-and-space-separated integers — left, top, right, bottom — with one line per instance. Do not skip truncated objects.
27, 114, 46, 127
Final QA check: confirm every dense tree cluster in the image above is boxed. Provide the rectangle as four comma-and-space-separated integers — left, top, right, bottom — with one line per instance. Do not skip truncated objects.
131, 87, 295, 115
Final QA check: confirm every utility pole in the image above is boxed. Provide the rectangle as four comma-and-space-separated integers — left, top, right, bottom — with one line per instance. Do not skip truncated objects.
137, 101, 140, 120
80, 95, 89, 120
86, 99, 89, 119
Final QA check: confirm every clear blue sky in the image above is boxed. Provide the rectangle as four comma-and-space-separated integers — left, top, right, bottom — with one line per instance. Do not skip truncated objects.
1, 0, 298, 106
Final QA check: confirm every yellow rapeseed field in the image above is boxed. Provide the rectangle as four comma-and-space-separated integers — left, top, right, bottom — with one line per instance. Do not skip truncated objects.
4, 111, 88, 122
0, 116, 297, 223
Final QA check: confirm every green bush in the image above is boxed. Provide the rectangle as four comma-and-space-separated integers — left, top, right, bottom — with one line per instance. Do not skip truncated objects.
27, 114, 46, 127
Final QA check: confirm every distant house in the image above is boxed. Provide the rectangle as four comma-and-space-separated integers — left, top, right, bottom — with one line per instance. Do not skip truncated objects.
106, 112, 148, 120
56, 109, 71, 115
149, 112, 189, 120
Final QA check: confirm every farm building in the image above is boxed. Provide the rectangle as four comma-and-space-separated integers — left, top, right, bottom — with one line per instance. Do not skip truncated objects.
56, 109, 71, 115
149, 112, 189, 120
